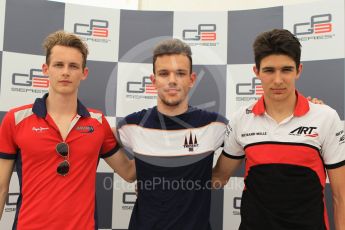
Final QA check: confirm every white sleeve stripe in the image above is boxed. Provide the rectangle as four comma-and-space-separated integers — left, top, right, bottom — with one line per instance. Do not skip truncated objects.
14, 108, 34, 125
89, 112, 102, 124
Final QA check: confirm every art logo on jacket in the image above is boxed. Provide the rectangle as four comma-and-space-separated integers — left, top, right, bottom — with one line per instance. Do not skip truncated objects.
289, 126, 318, 137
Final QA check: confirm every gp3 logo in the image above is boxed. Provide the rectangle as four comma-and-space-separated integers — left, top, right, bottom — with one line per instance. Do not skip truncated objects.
74, 19, 109, 37
182, 24, 216, 41
127, 76, 157, 94
236, 78, 263, 96
12, 69, 49, 88
293, 14, 332, 36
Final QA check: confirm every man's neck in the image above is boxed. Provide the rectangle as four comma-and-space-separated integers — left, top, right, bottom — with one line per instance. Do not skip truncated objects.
264, 94, 297, 123
46, 92, 78, 117
157, 101, 188, 117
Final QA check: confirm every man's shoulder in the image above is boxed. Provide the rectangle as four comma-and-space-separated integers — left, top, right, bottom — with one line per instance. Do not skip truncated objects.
84, 108, 105, 124
118, 107, 155, 128
9, 103, 34, 114
308, 102, 337, 113
7, 103, 34, 119
0, 104, 35, 127
308, 102, 340, 120
190, 107, 228, 124
229, 103, 256, 120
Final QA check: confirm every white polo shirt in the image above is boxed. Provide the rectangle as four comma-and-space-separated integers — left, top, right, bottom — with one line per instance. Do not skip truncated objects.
223, 91, 345, 230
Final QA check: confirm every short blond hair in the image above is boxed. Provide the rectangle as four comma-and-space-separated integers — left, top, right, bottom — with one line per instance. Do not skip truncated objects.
43, 30, 89, 68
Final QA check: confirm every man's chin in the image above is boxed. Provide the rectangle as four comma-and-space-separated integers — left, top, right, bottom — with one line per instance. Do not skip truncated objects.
270, 94, 288, 101
161, 99, 182, 107
163, 101, 181, 107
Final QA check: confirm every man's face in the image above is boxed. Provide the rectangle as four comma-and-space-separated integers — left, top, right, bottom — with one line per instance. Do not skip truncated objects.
253, 54, 302, 103
151, 54, 196, 107
42, 45, 88, 96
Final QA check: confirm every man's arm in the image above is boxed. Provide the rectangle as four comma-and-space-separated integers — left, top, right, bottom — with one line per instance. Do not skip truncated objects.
212, 153, 243, 189
0, 159, 15, 220
327, 165, 345, 230
104, 148, 136, 183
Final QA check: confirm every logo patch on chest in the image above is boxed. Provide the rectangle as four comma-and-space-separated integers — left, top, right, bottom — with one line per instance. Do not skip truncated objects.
241, 131, 267, 137
75, 126, 94, 133
183, 131, 199, 152
32, 127, 49, 132
289, 126, 318, 137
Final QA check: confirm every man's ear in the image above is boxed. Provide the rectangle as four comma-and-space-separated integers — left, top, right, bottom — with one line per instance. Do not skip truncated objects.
150, 74, 156, 85
189, 72, 197, 88
296, 64, 303, 80
42, 63, 48, 75
253, 65, 260, 79
82, 67, 89, 80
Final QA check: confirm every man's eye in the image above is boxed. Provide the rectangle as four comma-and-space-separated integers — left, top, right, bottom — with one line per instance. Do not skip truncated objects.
159, 72, 168, 77
282, 68, 293, 72
263, 69, 273, 73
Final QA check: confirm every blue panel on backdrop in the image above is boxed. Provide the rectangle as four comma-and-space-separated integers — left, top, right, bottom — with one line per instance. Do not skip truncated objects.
96, 173, 114, 229
228, 7, 283, 64
297, 58, 345, 119
119, 10, 173, 63
3, 0, 65, 55
190, 65, 227, 116
210, 189, 224, 230
79, 61, 118, 116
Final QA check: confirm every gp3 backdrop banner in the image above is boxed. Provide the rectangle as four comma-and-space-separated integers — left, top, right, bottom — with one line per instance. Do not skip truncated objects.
0, 0, 344, 229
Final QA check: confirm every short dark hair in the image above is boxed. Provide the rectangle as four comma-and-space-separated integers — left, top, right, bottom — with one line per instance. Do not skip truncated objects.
253, 29, 301, 71
152, 39, 192, 73
43, 30, 89, 69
